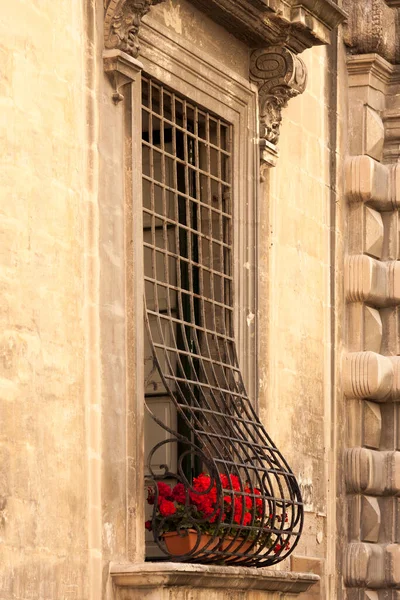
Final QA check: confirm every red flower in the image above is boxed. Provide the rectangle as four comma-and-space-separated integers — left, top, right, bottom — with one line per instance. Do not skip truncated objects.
273, 543, 282, 554
243, 512, 252, 526
245, 495, 253, 510
159, 498, 176, 517
273, 541, 290, 554
229, 474, 241, 491
145, 520, 152, 531
233, 498, 244, 524
172, 483, 186, 504
157, 482, 173, 499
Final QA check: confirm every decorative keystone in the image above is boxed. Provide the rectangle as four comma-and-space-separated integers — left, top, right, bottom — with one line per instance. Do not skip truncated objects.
104, 0, 166, 58
250, 46, 307, 161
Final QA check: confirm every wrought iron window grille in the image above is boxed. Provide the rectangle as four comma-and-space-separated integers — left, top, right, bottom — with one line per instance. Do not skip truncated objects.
142, 75, 303, 566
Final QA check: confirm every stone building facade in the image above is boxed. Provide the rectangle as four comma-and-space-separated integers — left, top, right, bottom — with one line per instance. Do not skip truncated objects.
1, 0, 400, 599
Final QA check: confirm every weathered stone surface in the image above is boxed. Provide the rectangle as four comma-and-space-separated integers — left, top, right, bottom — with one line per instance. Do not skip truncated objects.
365, 207, 384, 258
104, 0, 166, 58
360, 495, 381, 542
110, 562, 319, 598
365, 106, 385, 161
342, 352, 393, 400
186, 0, 346, 51
345, 447, 400, 494
363, 401, 382, 449
343, 0, 399, 63
345, 255, 400, 306
345, 155, 399, 210
250, 45, 307, 149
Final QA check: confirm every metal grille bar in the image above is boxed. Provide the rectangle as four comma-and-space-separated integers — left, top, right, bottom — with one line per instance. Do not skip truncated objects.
143, 75, 303, 566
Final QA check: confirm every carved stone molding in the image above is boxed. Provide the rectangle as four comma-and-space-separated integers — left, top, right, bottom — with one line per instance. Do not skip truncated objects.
343, 0, 399, 64
250, 45, 307, 162
187, 0, 346, 52
104, 0, 166, 58
103, 49, 143, 102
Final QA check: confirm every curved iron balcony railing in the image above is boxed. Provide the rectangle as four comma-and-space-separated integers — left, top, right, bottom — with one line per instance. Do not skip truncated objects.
142, 75, 303, 566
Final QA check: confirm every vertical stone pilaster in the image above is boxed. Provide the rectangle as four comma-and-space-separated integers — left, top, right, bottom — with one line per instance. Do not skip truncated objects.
344, 51, 400, 596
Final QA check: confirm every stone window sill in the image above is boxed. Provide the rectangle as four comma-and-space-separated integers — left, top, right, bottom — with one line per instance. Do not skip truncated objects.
110, 562, 319, 597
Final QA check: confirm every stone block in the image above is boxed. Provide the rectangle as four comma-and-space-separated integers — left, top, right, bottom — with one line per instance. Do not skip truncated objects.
364, 307, 383, 353
343, 0, 397, 62
365, 207, 384, 259
348, 494, 361, 541
364, 106, 384, 162
342, 352, 393, 401
345, 448, 400, 495
345, 156, 390, 209
344, 542, 385, 588
381, 307, 400, 355
360, 496, 381, 542
386, 544, 400, 586
345, 448, 386, 495
290, 556, 323, 599
345, 255, 400, 307
381, 212, 400, 261
363, 401, 382, 449
347, 304, 382, 353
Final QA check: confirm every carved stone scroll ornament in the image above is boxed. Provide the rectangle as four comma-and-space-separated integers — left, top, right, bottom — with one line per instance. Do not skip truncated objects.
250, 46, 307, 150
104, 0, 166, 58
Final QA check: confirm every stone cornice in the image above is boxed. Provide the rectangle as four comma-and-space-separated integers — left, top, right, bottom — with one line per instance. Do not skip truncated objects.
104, 0, 166, 58
110, 562, 319, 593
187, 0, 347, 53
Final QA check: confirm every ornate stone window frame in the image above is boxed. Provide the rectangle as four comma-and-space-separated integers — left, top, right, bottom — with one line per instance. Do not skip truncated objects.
100, 0, 345, 591
103, 3, 260, 568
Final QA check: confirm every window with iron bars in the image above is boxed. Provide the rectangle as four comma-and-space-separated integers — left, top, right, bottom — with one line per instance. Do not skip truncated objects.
142, 74, 303, 566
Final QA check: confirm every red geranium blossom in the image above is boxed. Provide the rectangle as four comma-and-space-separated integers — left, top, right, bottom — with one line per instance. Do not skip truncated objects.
159, 498, 176, 517
172, 483, 186, 504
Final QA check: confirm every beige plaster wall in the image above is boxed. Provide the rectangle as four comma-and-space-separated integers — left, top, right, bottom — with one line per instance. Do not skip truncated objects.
0, 1, 345, 598
0, 1, 89, 598
258, 43, 346, 598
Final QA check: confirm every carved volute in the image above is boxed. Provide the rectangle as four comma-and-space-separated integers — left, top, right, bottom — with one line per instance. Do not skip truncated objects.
250, 46, 307, 146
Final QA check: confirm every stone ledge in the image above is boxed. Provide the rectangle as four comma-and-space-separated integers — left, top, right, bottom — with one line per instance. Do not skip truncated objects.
187, 0, 346, 52
110, 562, 319, 594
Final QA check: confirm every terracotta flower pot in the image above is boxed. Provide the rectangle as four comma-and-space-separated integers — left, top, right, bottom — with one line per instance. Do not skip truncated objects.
220, 535, 253, 557
162, 529, 219, 556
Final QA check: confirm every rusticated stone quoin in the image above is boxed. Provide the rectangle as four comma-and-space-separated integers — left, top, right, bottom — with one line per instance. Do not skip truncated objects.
345, 156, 400, 211
345, 542, 400, 588
250, 45, 307, 150
344, 447, 400, 494
343, 352, 400, 401
104, 0, 166, 58
345, 256, 400, 306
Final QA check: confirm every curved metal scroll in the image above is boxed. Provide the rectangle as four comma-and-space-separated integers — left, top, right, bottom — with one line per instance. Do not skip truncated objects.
142, 75, 303, 566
